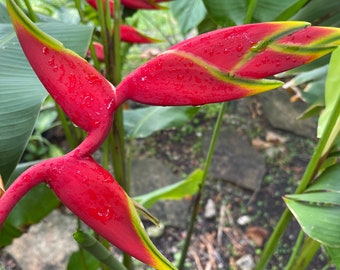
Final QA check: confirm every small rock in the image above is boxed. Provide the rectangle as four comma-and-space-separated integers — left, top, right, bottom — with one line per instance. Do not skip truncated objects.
5, 210, 78, 270
202, 129, 266, 191
204, 199, 216, 219
235, 254, 255, 270
237, 215, 251, 226
130, 158, 191, 228
259, 89, 317, 138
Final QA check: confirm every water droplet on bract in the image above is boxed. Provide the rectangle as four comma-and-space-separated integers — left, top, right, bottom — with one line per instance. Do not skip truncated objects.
42, 47, 49, 55
236, 44, 243, 52
97, 207, 113, 221
141, 76, 147, 82
177, 74, 184, 81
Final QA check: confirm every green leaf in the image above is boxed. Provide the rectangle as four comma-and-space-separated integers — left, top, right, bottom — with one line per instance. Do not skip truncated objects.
274, 0, 310, 21
254, 0, 302, 22
124, 106, 199, 139
67, 249, 100, 270
285, 196, 340, 247
326, 246, 340, 268
0, 2, 10, 23
305, 163, 340, 192
284, 164, 340, 248
291, 0, 340, 26
134, 169, 203, 209
202, 0, 246, 26
0, 22, 93, 183
317, 47, 340, 153
170, 0, 206, 34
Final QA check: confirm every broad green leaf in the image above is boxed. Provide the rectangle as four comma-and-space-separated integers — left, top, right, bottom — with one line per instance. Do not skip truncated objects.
305, 163, 340, 193
202, 0, 245, 26
134, 169, 203, 209
67, 249, 100, 270
0, 2, 10, 23
286, 192, 340, 206
0, 22, 93, 183
124, 106, 199, 139
291, 0, 340, 27
170, 0, 206, 34
254, 0, 305, 22
0, 221, 21, 246
274, 0, 310, 21
317, 47, 340, 154
285, 196, 340, 247
326, 246, 340, 269
285, 163, 340, 247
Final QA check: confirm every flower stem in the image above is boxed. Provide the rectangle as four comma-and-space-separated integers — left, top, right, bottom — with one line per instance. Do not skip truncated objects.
178, 102, 227, 269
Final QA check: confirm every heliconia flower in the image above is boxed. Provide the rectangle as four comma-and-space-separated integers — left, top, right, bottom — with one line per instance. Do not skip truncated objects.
117, 21, 340, 106
120, 25, 162, 43
0, 154, 176, 269
6, 0, 124, 157
86, 0, 170, 15
86, 0, 114, 17
87, 41, 105, 62
87, 27, 160, 61
122, 0, 167, 9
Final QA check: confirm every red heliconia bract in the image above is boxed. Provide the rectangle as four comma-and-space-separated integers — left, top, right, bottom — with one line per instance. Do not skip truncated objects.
120, 25, 161, 43
7, 0, 125, 156
0, 154, 175, 269
87, 41, 105, 62
86, 0, 114, 17
117, 21, 340, 106
122, 0, 166, 9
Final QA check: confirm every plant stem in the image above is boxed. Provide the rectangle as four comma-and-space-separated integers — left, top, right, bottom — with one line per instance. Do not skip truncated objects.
244, 0, 257, 24
22, 0, 37, 22
284, 229, 304, 270
289, 236, 320, 270
255, 79, 340, 270
110, 0, 133, 268
178, 102, 227, 269
55, 104, 78, 149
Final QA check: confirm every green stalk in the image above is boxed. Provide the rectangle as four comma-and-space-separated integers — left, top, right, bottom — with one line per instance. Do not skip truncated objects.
55, 104, 78, 149
22, 0, 37, 22
244, 0, 257, 24
109, 1, 132, 268
178, 102, 227, 270
255, 82, 340, 270
74, 230, 127, 270
284, 229, 305, 270
74, 0, 86, 24
289, 236, 320, 270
